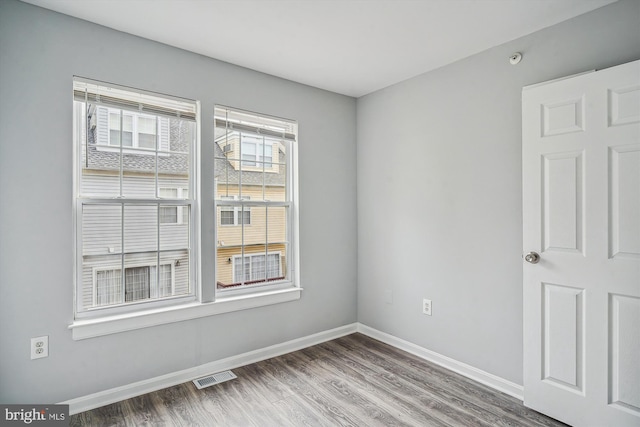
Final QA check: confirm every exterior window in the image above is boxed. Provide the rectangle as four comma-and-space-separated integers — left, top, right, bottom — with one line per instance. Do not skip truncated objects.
106, 109, 164, 150
241, 140, 256, 166
109, 112, 133, 147
214, 106, 297, 291
233, 253, 281, 283
73, 78, 198, 318
241, 135, 273, 167
220, 196, 250, 226
159, 188, 189, 225
95, 264, 172, 306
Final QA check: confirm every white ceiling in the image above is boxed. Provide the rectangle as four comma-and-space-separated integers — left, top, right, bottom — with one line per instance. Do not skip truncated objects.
21, 0, 616, 97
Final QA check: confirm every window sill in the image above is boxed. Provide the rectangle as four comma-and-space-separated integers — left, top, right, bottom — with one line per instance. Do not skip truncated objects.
69, 287, 302, 340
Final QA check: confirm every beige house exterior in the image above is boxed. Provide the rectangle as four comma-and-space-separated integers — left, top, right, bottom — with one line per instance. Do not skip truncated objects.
214, 131, 288, 288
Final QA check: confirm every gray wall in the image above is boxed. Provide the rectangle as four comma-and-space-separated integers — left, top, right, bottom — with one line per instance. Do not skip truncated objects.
2, 0, 639, 406
0, 0, 357, 403
357, 0, 640, 385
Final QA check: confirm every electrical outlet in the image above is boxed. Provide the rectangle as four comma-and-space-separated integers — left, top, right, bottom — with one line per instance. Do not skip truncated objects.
422, 299, 432, 316
31, 336, 48, 360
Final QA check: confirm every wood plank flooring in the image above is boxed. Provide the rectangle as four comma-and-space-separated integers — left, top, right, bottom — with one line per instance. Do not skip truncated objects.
70, 333, 567, 426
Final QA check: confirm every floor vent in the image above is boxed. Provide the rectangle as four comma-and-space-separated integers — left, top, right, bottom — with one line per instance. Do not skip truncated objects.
193, 370, 237, 390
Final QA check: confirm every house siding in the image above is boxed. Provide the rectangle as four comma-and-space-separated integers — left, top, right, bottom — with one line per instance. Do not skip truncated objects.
78, 102, 193, 311
81, 250, 190, 309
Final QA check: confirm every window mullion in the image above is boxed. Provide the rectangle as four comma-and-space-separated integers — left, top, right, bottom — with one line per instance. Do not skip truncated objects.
241, 202, 245, 285
224, 111, 230, 197
80, 198, 190, 206
239, 129, 244, 285
155, 116, 159, 198
157, 200, 160, 299
155, 115, 160, 296
131, 113, 136, 148
120, 202, 125, 304
119, 110, 124, 197
262, 136, 266, 201
238, 132, 243, 199
265, 205, 268, 280
83, 93, 89, 170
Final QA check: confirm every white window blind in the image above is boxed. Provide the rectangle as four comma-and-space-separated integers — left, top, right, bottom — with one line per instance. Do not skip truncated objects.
74, 78, 197, 121
214, 106, 295, 141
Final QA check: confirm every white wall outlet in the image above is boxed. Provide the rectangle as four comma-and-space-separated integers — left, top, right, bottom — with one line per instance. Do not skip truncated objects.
422, 298, 432, 316
31, 335, 48, 360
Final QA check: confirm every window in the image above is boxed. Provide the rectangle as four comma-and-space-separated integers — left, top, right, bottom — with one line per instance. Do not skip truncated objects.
220, 196, 250, 226
159, 188, 189, 225
214, 106, 297, 292
95, 264, 173, 306
108, 110, 157, 149
73, 78, 198, 318
98, 108, 169, 152
233, 253, 281, 283
241, 135, 273, 167
70, 80, 301, 340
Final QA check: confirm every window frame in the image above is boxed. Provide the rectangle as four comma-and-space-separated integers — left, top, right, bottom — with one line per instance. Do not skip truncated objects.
214, 105, 299, 297
73, 77, 200, 321
69, 80, 301, 340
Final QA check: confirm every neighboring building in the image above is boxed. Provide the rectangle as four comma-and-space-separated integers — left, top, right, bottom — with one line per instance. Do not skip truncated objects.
76, 97, 293, 313
77, 101, 194, 311
214, 127, 288, 288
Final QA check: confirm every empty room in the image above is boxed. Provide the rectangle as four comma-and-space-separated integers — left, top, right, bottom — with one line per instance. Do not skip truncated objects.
1, 0, 639, 426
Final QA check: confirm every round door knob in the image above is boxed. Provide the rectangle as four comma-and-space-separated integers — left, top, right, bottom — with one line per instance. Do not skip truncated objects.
524, 252, 540, 264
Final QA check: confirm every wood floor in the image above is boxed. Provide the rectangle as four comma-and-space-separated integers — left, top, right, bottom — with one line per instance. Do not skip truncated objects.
70, 333, 567, 426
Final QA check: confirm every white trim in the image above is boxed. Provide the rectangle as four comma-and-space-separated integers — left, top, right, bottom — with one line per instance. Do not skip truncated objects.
74, 82, 199, 318
73, 76, 199, 119
356, 323, 524, 400
522, 70, 595, 91
69, 287, 302, 340
61, 322, 356, 415
214, 105, 298, 302
61, 322, 523, 415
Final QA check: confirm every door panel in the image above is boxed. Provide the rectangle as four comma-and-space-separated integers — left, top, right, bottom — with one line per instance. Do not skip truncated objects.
542, 152, 585, 254
609, 294, 640, 414
542, 283, 585, 393
610, 145, 640, 258
523, 60, 640, 426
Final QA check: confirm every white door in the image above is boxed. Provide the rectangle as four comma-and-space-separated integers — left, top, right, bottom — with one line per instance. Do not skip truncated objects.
523, 60, 640, 427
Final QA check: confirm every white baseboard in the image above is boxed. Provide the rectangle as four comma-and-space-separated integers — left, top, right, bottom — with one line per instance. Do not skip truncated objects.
356, 323, 524, 400
62, 322, 523, 415
61, 323, 358, 415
